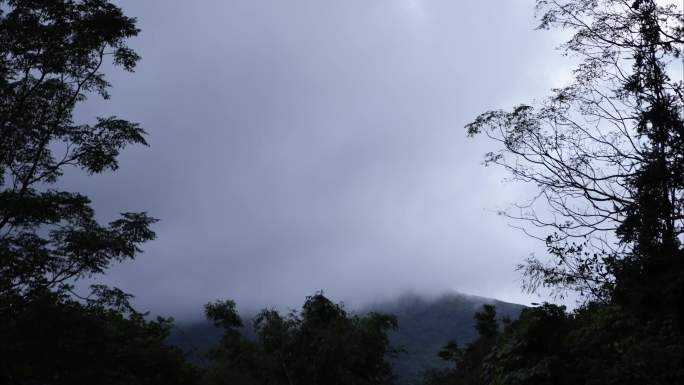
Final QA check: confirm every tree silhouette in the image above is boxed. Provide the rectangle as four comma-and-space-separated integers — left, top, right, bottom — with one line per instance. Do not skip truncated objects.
0, 2, 197, 383
467, 0, 684, 305
420, 2, 684, 384
203, 293, 399, 385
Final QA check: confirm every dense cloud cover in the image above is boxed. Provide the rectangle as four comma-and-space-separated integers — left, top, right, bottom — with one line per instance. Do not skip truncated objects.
66, 0, 572, 318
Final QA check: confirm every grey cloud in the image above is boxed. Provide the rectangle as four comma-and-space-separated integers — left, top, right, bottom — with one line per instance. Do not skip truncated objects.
66, 0, 570, 318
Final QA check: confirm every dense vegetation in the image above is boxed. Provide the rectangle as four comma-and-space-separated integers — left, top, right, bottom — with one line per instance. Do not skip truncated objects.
0, 1, 197, 383
2, 0, 684, 384
420, 0, 684, 384
200, 293, 399, 385
0, 2, 402, 384
169, 294, 524, 385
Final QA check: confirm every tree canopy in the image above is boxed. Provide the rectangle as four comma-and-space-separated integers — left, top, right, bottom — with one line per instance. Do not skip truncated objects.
467, 0, 684, 306
202, 292, 399, 385
4, 0, 684, 384
0, 1, 197, 383
421, 1, 684, 384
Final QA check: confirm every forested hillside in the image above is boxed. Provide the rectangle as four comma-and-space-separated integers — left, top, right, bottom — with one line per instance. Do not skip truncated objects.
368, 294, 523, 384
3, 1, 684, 384
169, 293, 524, 385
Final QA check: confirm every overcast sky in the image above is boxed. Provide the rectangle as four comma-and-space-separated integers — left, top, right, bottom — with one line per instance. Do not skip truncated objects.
67, 0, 574, 319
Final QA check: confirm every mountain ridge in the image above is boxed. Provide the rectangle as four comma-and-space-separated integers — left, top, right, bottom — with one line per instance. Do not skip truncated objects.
168, 292, 525, 384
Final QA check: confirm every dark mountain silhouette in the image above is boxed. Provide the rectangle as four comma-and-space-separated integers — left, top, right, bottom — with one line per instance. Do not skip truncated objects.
168, 292, 524, 385
370, 293, 524, 384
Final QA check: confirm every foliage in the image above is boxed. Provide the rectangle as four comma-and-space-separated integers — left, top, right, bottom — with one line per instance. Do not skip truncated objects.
466, 0, 684, 305
424, 301, 684, 385
0, 0, 150, 301
170, 294, 525, 385
0, 1, 199, 383
422, 1, 684, 384
9, 0, 684, 383
202, 292, 399, 385
1, 288, 198, 385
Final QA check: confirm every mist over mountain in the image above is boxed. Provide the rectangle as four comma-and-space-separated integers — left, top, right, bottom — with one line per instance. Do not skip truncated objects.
168, 292, 524, 385
368, 293, 524, 384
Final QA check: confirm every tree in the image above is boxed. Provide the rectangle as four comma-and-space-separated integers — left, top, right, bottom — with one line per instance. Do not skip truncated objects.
417, 1, 684, 384
2, 288, 198, 385
0, 1, 198, 383
201, 300, 263, 385
420, 305, 504, 385
466, 0, 684, 310
0, 0, 150, 303
202, 292, 399, 385
473, 304, 498, 339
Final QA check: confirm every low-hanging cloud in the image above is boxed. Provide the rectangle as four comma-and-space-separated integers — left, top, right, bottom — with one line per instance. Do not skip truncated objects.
66, 0, 571, 318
